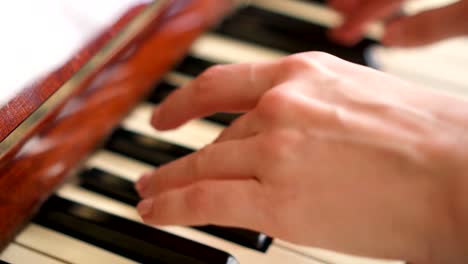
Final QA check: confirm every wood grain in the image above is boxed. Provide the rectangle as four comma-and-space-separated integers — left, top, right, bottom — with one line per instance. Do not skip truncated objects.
0, 4, 147, 142
0, 0, 232, 249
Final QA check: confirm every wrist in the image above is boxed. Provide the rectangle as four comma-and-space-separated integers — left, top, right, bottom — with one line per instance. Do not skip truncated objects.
418, 95, 468, 263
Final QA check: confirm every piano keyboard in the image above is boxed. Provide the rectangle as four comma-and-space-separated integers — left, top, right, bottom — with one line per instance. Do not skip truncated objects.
3, 0, 466, 263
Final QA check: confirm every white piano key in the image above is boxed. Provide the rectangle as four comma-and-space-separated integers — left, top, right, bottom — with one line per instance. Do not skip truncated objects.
251, 0, 383, 40
86, 150, 153, 182
404, 0, 458, 15
164, 71, 193, 86
14, 224, 137, 264
189, 31, 467, 101
251, 0, 457, 42
189, 2, 467, 100
121, 103, 223, 150
188, 25, 467, 100
111, 90, 408, 263
1, 243, 66, 264
118, 82, 408, 264
191, 33, 286, 63
371, 45, 468, 98
85, 151, 404, 264
57, 184, 325, 264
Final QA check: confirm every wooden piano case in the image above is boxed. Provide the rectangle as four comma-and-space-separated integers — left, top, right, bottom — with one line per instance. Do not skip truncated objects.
0, 0, 232, 250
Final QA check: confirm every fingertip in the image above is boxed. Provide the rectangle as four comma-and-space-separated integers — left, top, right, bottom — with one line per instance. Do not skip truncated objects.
136, 172, 152, 198
137, 198, 154, 219
151, 107, 179, 131
328, 27, 361, 46
150, 107, 166, 129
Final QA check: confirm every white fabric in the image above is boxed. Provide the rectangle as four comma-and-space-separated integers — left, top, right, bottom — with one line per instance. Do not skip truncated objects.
0, 0, 143, 106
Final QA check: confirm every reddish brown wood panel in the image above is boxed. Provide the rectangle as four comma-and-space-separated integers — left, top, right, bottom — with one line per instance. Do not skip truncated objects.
0, 4, 147, 142
0, 0, 232, 249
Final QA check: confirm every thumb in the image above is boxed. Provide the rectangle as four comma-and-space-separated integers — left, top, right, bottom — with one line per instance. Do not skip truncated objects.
383, 1, 468, 47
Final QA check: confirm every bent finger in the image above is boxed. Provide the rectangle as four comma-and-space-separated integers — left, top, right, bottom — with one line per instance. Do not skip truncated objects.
330, 0, 403, 45
383, 1, 468, 47
136, 136, 261, 199
138, 179, 265, 229
152, 62, 278, 130
214, 112, 261, 143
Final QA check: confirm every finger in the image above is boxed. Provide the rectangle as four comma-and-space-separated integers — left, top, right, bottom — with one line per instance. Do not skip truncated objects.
330, 0, 403, 45
136, 136, 260, 199
214, 112, 261, 143
383, 1, 468, 47
152, 62, 277, 130
138, 179, 265, 229
328, 0, 359, 13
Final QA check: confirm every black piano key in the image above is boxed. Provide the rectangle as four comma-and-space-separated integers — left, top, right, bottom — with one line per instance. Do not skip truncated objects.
214, 6, 377, 65
175, 56, 217, 76
148, 81, 177, 104
80, 168, 140, 206
106, 129, 192, 166
195, 226, 272, 253
148, 56, 215, 106
33, 196, 237, 264
79, 168, 272, 252
148, 56, 215, 104
148, 54, 241, 126
104, 129, 275, 251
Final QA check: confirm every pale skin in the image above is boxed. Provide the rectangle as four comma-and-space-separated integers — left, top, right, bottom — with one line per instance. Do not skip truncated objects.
136, 1, 468, 263
329, 0, 468, 46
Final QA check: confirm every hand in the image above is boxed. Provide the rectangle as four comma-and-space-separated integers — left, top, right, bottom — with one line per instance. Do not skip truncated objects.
136, 52, 468, 263
329, 0, 468, 47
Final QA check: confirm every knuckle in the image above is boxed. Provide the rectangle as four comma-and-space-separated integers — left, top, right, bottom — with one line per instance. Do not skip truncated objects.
190, 146, 212, 176
302, 51, 335, 62
185, 184, 212, 216
193, 65, 225, 99
420, 135, 458, 166
280, 55, 314, 74
279, 52, 331, 75
256, 89, 295, 121
259, 130, 301, 161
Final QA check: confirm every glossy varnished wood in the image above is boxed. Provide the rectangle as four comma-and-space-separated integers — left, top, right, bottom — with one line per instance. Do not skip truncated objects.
0, 4, 147, 142
0, 0, 232, 249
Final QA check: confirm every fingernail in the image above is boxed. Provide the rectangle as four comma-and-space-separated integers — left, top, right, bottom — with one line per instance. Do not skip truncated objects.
136, 173, 151, 197
137, 199, 153, 218
151, 107, 162, 127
